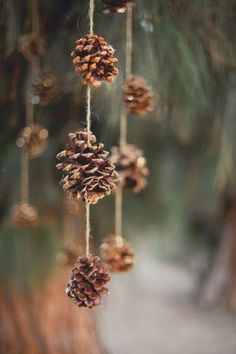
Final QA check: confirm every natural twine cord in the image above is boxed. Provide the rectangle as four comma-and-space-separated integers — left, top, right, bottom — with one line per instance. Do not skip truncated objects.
21, 150, 29, 203
85, 0, 95, 257
32, 0, 40, 34
115, 4, 133, 239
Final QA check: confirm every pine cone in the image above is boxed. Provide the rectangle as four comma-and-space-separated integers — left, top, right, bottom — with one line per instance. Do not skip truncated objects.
123, 75, 154, 115
19, 33, 46, 61
111, 144, 148, 193
71, 34, 119, 87
56, 131, 119, 204
29, 72, 59, 104
16, 125, 48, 158
65, 255, 110, 308
100, 235, 136, 273
12, 203, 38, 229
56, 243, 80, 267
102, 0, 134, 13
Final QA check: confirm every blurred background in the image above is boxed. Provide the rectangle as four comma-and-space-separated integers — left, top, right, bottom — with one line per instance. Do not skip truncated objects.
1, 0, 236, 353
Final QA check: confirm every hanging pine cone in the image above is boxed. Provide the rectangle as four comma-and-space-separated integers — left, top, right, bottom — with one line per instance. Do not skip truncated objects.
111, 144, 148, 193
56, 130, 119, 204
16, 125, 48, 158
71, 34, 119, 87
12, 203, 38, 228
102, 0, 134, 13
65, 255, 110, 308
29, 71, 59, 104
100, 235, 136, 273
56, 243, 80, 267
18, 33, 46, 61
123, 75, 154, 115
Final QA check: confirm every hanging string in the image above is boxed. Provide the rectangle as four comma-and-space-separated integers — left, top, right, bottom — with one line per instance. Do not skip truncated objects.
32, 0, 40, 34
88, 0, 95, 35
119, 4, 133, 148
85, 0, 95, 256
125, 4, 133, 79
115, 4, 133, 239
115, 186, 122, 238
21, 151, 29, 203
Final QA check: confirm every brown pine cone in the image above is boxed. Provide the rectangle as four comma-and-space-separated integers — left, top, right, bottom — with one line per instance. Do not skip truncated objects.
71, 34, 119, 87
102, 0, 134, 13
100, 235, 136, 273
123, 75, 154, 115
56, 243, 81, 267
65, 255, 110, 308
16, 125, 48, 158
18, 33, 46, 61
111, 144, 148, 193
29, 72, 59, 104
12, 203, 38, 229
56, 131, 119, 204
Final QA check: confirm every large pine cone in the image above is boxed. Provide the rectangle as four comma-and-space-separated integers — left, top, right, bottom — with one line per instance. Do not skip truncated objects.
19, 33, 46, 61
16, 125, 48, 158
65, 255, 110, 308
29, 72, 59, 104
12, 203, 38, 229
71, 34, 119, 87
100, 235, 136, 273
123, 75, 154, 115
56, 131, 119, 204
111, 144, 148, 193
102, 0, 134, 13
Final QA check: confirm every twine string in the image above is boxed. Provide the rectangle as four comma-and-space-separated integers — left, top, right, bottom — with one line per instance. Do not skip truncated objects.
32, 0, 40, 34
125, 4, 133, 78
115, 4, 133, 239
85, 0, 95, 257
89, 0, 95, 35
21, 150, 29, 203
85, 203, 91, 256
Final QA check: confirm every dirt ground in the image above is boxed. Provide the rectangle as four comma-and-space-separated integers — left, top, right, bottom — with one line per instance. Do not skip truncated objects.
98, 243, 236, 354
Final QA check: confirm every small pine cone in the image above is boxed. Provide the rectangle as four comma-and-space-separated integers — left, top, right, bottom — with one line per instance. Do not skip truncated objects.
71, 34, 119, 87
56, 131, 119, 204
100, 235, 136, 273
102, 0, 134, 13
29, 72, 59, 104
12, 203, 38, 229
16, 125, 48, 158
111, 144, 148, 193
123, 75, 154, 115
56, 243, 80, 267
65, 255, 110, 308
18, 33, 46, 61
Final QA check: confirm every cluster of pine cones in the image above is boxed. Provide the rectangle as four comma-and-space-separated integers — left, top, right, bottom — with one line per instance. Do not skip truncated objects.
71, 34, 119, 87
17, 125, 48, 158
12, 203, 38, 229
56, 130, 119, 204
100, 235, 135, 273
111, 144, 148, 193
102, 0, 134, 13
66, 255, 110, 308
